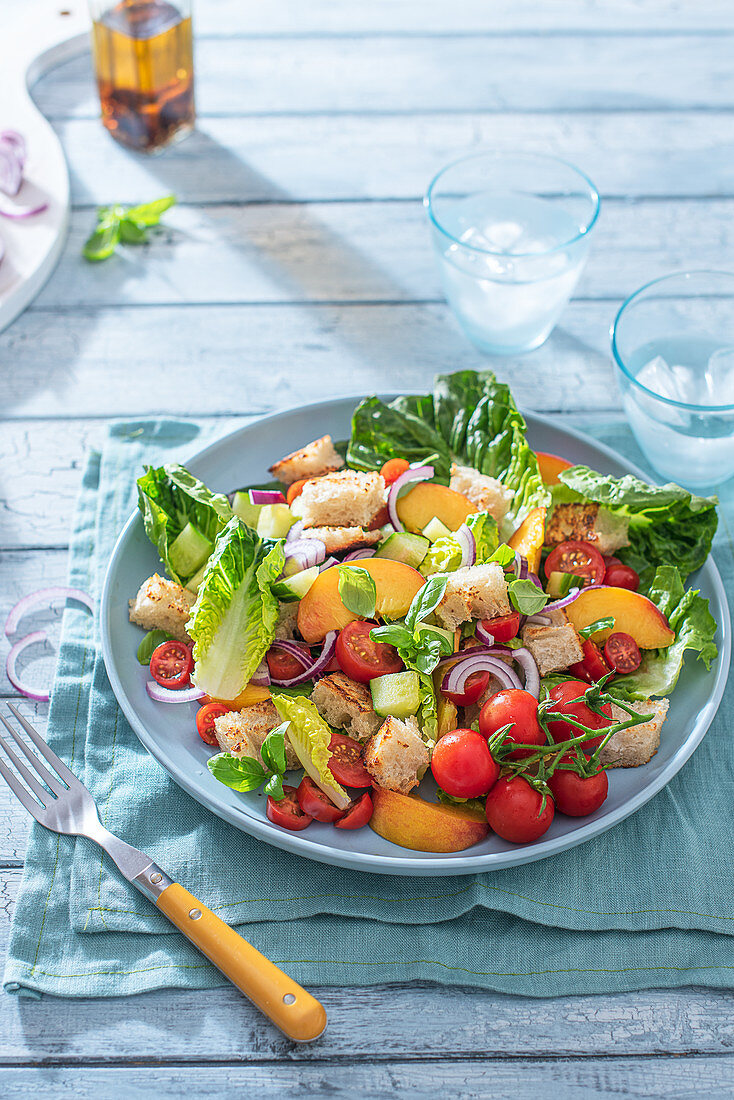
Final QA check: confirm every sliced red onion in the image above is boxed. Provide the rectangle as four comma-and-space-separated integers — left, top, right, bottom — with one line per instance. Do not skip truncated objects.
386, 465, 434, 531
319, 556, 339, 571
270, 631, 337, 687
283, 537, 325, 571
146, 681, 205, 704
250, 658, 271, 687
6, 630, 51, 702
454, 524, 476, 567
475, 622, 495, 646
269, 639, 313, 669
442, 654, 522, 694
526, 614, 551, 626
518, 556, 529, 580
5, 586, 94, 636
0, 236, 4, 268
286, 520, 304, 543
249, 489, 286, 505
0, 131, 25, 197
343, 548, 376, 561
512, 550, 522, 576
511, 647, 540, 699
0, 194, 48, 219
436, 642, 513, 668
544, 587, 581, 612
528, 572, 543, 589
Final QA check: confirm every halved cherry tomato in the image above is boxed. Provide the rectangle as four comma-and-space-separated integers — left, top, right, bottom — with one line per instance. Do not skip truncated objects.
546, 680, 613, 753
196, 701, 230, 746
380, 458, 410, 486
286, 479, 308, 505
150, 640, 193, 688
478, 689, 546, 760
296, 776, 345, 823
604, 631, 642, 674
431, 728, 500, 798
336, 620, 403, 683
544, 540, 606, 587
479, 611, 520, 644
266, 784, 313, 831
266, 644, 311, 682
485, 776, 555, 844
335, 791, 373, 829
441, 669, 490, 708
328, 732, 372, 787
548, 754, 608, 816
569, 638, 612, 684
604, 562, 640, 592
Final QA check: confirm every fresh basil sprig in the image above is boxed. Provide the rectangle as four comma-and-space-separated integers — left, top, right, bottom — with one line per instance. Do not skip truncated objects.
371, 575, 452, 675
83, 194, 176, 262
579, 617, 615, 640
207, 721, 290, 799
338, 566, 377, 618
404, 575, 448, 631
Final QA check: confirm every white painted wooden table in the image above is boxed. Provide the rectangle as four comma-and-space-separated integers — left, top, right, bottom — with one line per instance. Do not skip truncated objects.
2, 1, 734, 1095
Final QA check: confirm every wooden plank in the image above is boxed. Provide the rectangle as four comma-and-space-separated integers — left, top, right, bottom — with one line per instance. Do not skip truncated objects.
31, 36, 734, 121
36, 199, 734, 310
48, 114, 734, 206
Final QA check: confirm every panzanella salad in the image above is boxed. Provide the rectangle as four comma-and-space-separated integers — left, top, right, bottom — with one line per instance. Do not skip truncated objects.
129, 370, 719, 849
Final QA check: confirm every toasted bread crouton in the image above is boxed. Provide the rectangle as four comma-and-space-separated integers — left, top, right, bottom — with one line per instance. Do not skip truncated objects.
294, 469, 385, 529
301, 525, 381, 554
311, 672, 382, 742
600, 699, 669, 768
449, 463, 513, 523
129, 573, 196, 642
214, 701, 300, 769
521, 607, 584, 676
274, 602, 299, 640
434, 563, 511, 630
269, 435, 344, 486
363, 715, 430, 794
546, 503, 630, 555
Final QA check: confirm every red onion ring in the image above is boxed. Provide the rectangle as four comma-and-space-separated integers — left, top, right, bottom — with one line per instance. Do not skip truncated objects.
435, 643, 511, 668
437, 641, 540, 698
146, 681, 206, 704
442, 654, 522, 694
526, 613, 551, 626
474, 622, 495, 646
249, 489, 286, 505
5, 586, 94, 636
386, 465, 434, 531
343, 548, 376, 561
544, 587, 581, 612
0, 131, 25, 196
270, 631, 337, 686
283, 538, 325, 570
269, 639, 313, 669
250, 658, 271, 687
528, 572, 543, 589
454, 524, 476, 567
319, 556, 339, 571
0, 194, 48, 219
511, 647, 540, 699
6, 630, 52, 702
286, 520, 304, 543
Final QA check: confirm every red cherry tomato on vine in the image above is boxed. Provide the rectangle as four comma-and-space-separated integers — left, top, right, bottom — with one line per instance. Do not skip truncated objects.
569, 638, 612, 683
266, 785, 313, 831
441, 669, 490, 708
380, 458, 410, 485
544, 540, 606, 587
547, 754, 609, 817
296, 776, 345, 823
604, 562, 640, 591
195, 701, 229, 746
150, 640, 193, 688
334, 791, 373, 829
485, 776, 555, 844
327, 732, 372, 788
479, 612, 520, 643
546, 680, 613, 753
478, 689, 546, 760
336, 621, 403, 683
603, 631, 642, 674
430, 728, 499, 798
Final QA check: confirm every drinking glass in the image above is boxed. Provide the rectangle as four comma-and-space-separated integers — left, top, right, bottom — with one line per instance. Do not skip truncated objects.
424, 151, 600, 355
89, 0, 195, 152
611, 270, 734, 490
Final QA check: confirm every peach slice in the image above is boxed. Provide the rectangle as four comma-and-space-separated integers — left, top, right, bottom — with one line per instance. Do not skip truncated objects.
396, 482, 477, 533
369, 786, 489, 852
508, 506, 546, 574
536, 450, 574, 486
566, 585, 675, 649
202, 683, 272, 709
297, 557, 425, 643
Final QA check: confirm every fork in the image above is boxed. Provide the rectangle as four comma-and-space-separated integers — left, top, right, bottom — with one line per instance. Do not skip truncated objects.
0, 703, 327, 1042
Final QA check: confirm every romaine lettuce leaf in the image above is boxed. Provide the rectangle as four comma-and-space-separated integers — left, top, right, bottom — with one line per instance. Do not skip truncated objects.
137, 462, 233, 584
347, 395, 451, 480
188, 518, 284, 700
420, 511, 499, 576
417, 673, 439, 749
271, 694, 351, 809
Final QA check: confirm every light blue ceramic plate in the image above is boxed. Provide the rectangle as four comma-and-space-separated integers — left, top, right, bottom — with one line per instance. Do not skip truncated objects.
101, 396, 730, 875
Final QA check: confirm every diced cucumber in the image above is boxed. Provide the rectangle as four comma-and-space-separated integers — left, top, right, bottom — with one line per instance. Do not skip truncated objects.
232, 491, 262, 528
370, 670, 421, 719
415, 623, 455, 650
256, 503, 296, 539
185, 561, 209, 594
375, 531, 430, 569
546, 570, 584, 598
169, 522, 213, 579
422, 516, 452, 543
271, 565, 319, 602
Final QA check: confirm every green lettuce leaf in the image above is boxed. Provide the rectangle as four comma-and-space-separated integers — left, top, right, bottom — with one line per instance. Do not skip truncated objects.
420, 511, 500, 576
271, 694, 351, 809
347, 396, 451, 480
137, 463, 233, 583
417, 673, 439, 748
188, 518, 284, 699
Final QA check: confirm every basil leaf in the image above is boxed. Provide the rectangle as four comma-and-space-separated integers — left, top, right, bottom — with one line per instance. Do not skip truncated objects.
207, 753, 268, 792
488, 544, 518, 569
125, 194, 177, 225
338, 566, 377, 618
136, 629, 172, 665
405, 575, 449, 630
264, 773, 285, 800
579, 617, 615, 640
370, 623, 413, 649
261, 722, 289, 775
508, 577, 550, 615
83, 219, 120, 262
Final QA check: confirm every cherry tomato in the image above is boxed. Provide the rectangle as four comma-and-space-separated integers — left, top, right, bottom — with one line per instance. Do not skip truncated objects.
335, 791, 373, 829
266, 784, 313, 831
569, 638, 612, 684
328, 732, 372, 787
604, 631, 642, 674
336, 620, 403, 683
195, 701, 230, 746
478, 689, 546, 760
604, 562, 640, 592
266, 644, 311, 682
296, 776, 345, 823
430, 728, 500, 798
150, 640, 193, 688
602, 555, 622, 569
485, 776, 555, 844
380, 458, 410, 485
548, 754, 609, 817
479, 611, 520, 643
441, 669, 490, 708
546, 680, 613, 753
544, 540, 606, 587
286, 479, 308, 505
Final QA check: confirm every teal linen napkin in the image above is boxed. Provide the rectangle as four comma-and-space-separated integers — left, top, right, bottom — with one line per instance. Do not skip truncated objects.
4, 416, 734, 1000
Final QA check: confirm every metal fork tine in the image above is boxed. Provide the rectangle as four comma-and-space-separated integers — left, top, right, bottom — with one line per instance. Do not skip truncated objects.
6, 703, 80, 788
0, 714, 66, 796
0, 730, 53, 807
0, 757, 46, 823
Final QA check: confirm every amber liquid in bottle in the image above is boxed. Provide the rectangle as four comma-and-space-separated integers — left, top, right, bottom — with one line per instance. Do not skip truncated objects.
92, 0, 195, 152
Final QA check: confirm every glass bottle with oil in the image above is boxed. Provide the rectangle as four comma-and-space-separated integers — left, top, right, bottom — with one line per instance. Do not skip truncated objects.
90, 0, 195, 153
